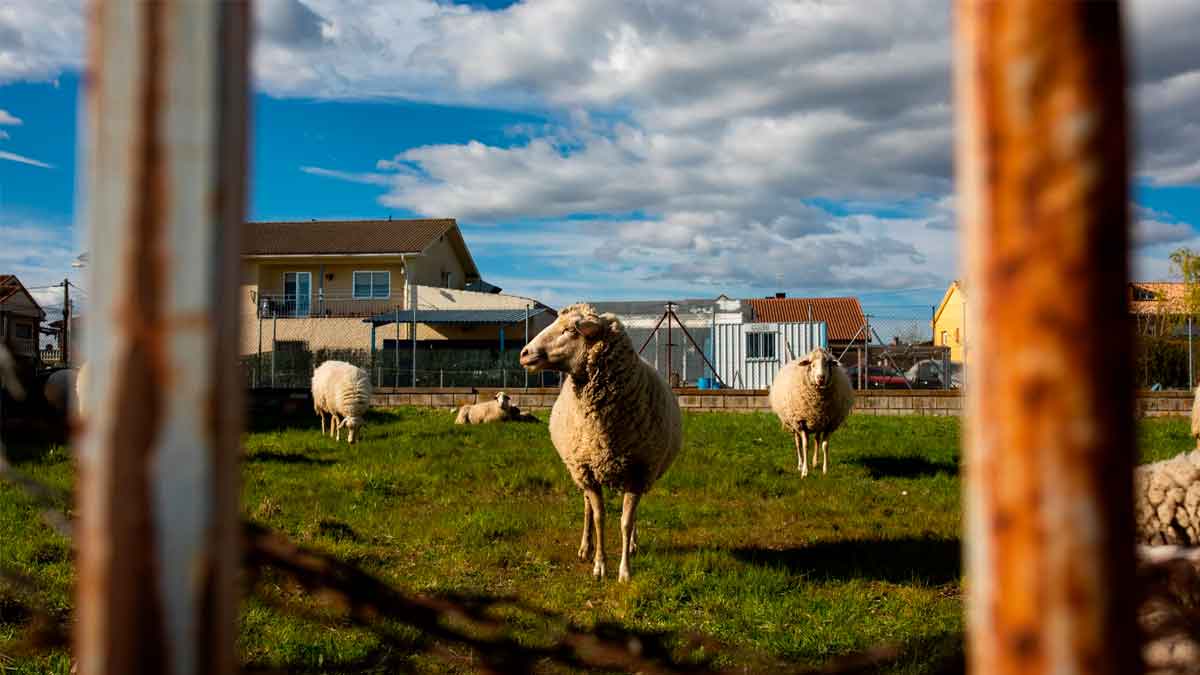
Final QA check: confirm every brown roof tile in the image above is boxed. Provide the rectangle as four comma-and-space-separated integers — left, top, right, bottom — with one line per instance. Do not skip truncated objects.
1129, 281, 1188, 314
243, 219, 457, 256
745, 297, 866, 342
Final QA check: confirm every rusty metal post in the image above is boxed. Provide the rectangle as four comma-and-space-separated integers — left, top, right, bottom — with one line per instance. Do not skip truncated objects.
76, 3, 250, 675
956, 2, 1134, 674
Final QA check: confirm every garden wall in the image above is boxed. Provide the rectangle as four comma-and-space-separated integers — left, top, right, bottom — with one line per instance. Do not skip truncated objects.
356, 388, 1194, 418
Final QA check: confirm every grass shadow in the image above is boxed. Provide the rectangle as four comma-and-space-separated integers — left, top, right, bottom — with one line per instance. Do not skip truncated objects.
728, 537, 961, 585
245, 451, 336, 467
853, 455, 959, 479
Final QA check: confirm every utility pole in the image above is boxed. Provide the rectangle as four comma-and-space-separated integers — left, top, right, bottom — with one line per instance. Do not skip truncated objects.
62, 278, 71, 365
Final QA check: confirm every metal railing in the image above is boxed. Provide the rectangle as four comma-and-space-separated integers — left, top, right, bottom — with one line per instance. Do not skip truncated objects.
255, 292, 400, 318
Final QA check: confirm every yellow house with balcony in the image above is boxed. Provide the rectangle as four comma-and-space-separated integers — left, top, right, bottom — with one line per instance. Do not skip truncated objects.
932, 280, 967, 364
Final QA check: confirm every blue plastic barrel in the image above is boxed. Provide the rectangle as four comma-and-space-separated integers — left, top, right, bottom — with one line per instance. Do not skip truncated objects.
697, 377, 711, 390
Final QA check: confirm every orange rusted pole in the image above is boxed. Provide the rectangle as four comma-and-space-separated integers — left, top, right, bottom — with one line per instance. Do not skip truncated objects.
75, 3, 249, 674
956, 2, 1135, 674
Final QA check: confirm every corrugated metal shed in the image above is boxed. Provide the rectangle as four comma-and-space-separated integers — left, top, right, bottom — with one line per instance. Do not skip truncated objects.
712, 321, 827, 389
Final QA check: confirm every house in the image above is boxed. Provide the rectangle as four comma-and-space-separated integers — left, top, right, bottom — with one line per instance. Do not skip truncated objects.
744, 294, 867, 355
0, 275, 46, 364
1128, 281, 1192, 336
932, 281, 967, 363
241, 218, 554, 357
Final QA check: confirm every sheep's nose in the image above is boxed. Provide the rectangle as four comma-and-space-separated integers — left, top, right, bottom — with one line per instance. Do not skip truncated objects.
520, 347, 530, 359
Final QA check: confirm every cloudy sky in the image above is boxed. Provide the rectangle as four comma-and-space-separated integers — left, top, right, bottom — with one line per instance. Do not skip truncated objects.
1, 0, 1199, 315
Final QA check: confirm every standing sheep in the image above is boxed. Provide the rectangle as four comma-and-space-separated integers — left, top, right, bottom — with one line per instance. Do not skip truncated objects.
455, 391, 514, 424
520, 304, 682, 582
769, 347, 855, 477
311, 360, 372, 444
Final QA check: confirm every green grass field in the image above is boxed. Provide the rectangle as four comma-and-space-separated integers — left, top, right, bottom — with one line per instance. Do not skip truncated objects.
0, 410, 1194, 673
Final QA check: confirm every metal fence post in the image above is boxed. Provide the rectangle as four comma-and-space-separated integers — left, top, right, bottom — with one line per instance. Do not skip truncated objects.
957, 2, 1134, 673
76, 3, 248, 674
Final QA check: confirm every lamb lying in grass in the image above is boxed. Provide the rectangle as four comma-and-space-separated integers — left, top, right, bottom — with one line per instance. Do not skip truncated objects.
312, 360, 371, 444
520, 304, 682, 582
769, 347, 855, 477
455, 392, 515, 424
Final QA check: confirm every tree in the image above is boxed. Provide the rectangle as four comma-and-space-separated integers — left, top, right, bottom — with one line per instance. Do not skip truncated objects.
1169, 247, 1200, 317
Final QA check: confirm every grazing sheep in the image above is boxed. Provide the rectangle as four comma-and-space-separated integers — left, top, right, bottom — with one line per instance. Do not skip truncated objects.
1136, 450, 1200, 545
520, 303, 682, 582
311, 360, 371, 444
769, 347, 855, 478
43, 368, 77, 415
455, 391, 514, 424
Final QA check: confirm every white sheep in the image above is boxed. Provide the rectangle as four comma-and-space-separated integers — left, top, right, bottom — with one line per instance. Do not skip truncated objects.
43, 368, 77, 415
520, 303, 682, 582
769, 347, 855, 477
1136, 449, 1200, 545
455, 391, 514, 424
311, 360, 372, 444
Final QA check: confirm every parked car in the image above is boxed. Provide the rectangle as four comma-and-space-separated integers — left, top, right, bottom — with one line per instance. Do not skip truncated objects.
845, 365, 910, 389
905, 359, 963, 389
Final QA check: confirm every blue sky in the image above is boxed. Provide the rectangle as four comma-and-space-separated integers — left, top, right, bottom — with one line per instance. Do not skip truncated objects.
2, 0, 1199, 318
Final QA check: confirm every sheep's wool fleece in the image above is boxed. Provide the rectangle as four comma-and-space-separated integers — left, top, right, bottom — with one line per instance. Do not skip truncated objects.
1137, 450, 1200, 545
768, 354, 854, 434
312, 361, 371, 419
548, 306, 682, 493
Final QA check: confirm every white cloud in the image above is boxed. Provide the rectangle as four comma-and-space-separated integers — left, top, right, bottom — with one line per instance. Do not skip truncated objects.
0, 150, 53, 168
0, 109, 21, 125
0, 131, 9, 140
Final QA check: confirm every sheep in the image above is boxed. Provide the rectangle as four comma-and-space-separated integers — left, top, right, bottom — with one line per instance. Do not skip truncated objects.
768, 347, 855, 478
43, 368, 77, 415
455, 391, 514, 424
1136, 449, 1200, 546
519, 303, 682, 582
311, 360, 371, 444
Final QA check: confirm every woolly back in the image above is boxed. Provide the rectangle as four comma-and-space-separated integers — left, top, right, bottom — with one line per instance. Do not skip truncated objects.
314, 360, 372, 417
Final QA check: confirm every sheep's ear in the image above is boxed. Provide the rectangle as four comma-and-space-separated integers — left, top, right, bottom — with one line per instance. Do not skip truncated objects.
797, 358, 812, 367
575, 316, 605, 338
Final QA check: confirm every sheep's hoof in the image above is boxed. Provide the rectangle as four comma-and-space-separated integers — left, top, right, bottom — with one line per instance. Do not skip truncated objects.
578, 543, 593, 560
628, 541, 638, 556
619, 566, 631, 582
592, 560, 606, 579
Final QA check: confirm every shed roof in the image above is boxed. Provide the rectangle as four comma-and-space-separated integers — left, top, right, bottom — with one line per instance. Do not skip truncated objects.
745, 297, 865, 342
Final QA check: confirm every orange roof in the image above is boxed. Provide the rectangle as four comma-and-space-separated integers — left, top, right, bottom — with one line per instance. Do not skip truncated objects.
745, 297, 866, 341
1129, 282, 1188, 314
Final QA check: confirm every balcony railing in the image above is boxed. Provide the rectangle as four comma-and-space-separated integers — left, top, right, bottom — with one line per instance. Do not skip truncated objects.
255, 292, 402, 319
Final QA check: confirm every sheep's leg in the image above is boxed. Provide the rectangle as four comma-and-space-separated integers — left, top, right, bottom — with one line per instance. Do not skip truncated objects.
630, 522, 638, 556
578, 493, 594, 560
811, 431, 821, 471
821, 435, 830, 475
619, 492, 641, 582
585, 486, 606, 579
334, 417, 342, 441
797, 431, 809, 478
318, 409, 325, 435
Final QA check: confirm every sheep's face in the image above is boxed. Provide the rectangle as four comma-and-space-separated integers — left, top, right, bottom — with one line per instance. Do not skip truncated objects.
343, 416, 364, 443
496, 392, 511, 409
520, 305, 614, 377
799, 349, 837, 389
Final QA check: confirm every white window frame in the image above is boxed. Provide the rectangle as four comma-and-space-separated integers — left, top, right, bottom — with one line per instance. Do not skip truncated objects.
745, 331, 777, 361
353, 270, 391, 299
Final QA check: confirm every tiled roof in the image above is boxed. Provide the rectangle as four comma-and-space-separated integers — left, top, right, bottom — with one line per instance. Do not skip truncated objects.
1130, 282, 1188, 314
745, 297, 866, 341
243, 219, 457, 256
365, 307, 552, 326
